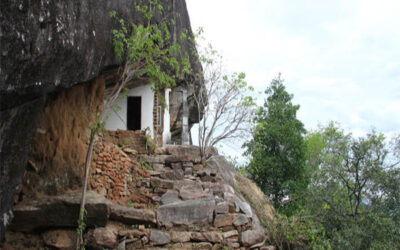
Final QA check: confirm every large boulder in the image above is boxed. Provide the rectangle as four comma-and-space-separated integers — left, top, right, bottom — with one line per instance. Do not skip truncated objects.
0, 0, 201, 108
8, 191, 111, 232
0, 0, 203, 240
157, 197, 216, 228
0, 96, 46, 239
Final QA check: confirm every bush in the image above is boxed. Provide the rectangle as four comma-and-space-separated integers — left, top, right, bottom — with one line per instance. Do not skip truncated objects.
267, 213, 331, 250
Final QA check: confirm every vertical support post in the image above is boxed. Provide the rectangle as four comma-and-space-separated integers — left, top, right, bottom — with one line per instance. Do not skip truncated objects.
163, 88, 171, 145
181, 88, 190, 145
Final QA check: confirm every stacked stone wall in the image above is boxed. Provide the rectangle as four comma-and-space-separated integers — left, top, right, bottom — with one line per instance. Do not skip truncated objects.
103, 130, 147, 154
4, 145, 275, 249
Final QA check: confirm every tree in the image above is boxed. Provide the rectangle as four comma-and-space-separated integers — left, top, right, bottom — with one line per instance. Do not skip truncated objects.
107, 1, 190, 107
244, 74, 308, 214
76, 1, 189, 248
304, 123, 400, 249
190, 38, 255, 161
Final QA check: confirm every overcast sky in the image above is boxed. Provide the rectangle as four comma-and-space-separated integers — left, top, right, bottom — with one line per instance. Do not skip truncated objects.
186, 0, 400, 158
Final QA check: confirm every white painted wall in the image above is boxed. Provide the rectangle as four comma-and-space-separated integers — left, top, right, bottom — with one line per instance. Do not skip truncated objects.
163, 88, 171, 144
104, 84, 155, 136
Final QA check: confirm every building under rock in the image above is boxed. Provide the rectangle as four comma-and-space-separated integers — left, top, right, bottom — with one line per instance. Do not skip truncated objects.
0, 0, 202, 240
0, 0, 275, 248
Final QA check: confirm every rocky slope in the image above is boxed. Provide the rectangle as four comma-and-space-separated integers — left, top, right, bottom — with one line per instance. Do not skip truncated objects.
0, 0, 202, 240
2, 144, 275, 249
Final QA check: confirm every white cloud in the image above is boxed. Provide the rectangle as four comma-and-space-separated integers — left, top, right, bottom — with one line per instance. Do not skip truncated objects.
186, 0, 400, 157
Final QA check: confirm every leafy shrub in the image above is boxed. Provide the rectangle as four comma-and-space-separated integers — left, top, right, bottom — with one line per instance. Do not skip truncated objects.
267, 213, 331, 250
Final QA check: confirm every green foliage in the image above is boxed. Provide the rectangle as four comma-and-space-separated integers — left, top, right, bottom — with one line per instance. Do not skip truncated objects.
141, 161, 153, 170
122, 137, 131, 147
303, 123, 400, 249
109, 0, 191, 95
268, 213, 331, 250
76, 208, 87, 250
89, 113, 107, 134
244, 74, 308, 215
144, 127, 156, 154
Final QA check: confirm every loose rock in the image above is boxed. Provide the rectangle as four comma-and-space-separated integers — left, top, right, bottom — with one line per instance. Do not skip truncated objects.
160, 169, 184, 180
179, 184, 206, 200
170, 231, 192, 243
215, 201, 229, 214
150, 177, 174, 189
86, 226, 118, 249
239, 229, 265, 247
157, 197, 215, 228
237, 201, 253, 218
164, 145, 202, 162
234, 214, 249, 227
214, 214, 235, 228
202, 232, 224, 243
161, 190, 181, 205
110, 204, 156, 225
223, 230, 239, 239
42, 230, 76, 249
149, 230, 170, 246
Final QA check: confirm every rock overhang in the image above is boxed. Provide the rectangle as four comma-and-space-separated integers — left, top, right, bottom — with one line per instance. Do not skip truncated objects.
0, 0, 203, 241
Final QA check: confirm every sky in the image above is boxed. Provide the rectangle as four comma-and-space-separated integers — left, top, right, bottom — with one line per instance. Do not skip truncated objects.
186, 0, 400, 159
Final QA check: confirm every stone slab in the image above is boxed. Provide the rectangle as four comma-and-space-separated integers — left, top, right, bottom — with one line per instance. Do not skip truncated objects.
157, 197, 215, 228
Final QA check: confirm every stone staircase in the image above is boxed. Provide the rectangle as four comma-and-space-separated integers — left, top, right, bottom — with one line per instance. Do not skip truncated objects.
3, 145, 274, 249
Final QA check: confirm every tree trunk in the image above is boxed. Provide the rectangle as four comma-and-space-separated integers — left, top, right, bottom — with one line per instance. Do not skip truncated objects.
76, 128, 96, 249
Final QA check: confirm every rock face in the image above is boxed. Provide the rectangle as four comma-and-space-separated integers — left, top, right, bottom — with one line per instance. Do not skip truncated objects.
0, 0, 202, 240
0, 0, 201, 107
0, 95, 46, 241
23, 77, 105, 197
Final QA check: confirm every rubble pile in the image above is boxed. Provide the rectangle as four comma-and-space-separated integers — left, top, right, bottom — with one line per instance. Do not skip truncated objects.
90, 140, 157, 207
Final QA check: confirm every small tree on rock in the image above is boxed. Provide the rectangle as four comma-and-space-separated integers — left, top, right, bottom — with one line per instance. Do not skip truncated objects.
190, 38, 255, 162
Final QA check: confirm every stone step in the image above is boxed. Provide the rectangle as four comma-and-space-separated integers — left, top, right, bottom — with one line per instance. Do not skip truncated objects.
157, 196, 216, 228
9, 191, 111, 232
109, 204, 156, 226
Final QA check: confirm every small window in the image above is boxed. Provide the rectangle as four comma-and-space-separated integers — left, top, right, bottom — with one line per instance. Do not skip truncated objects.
157, 105, 162, 126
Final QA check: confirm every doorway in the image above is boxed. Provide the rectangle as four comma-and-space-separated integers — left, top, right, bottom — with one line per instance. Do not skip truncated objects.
127, 96, 141, 130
